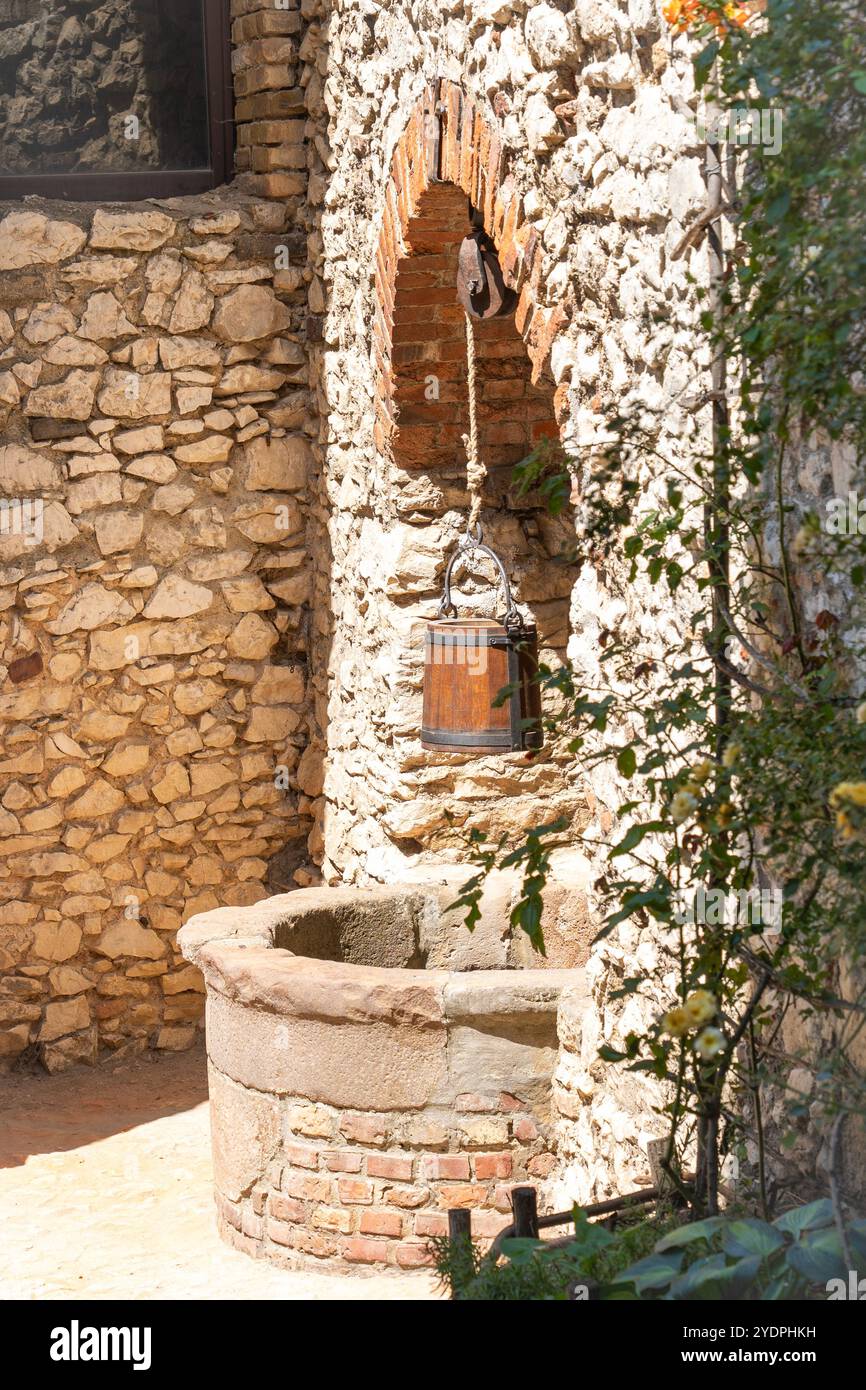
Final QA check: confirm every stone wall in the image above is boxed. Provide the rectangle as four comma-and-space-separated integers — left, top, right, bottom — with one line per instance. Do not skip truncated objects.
0, 191, 317, 1070
308, 0, 710, 1202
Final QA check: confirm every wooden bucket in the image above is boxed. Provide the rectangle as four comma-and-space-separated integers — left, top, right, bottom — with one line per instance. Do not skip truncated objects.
421, 543, 542, 754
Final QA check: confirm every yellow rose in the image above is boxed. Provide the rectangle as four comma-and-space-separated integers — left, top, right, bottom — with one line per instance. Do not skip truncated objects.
856, 702, 866, 725
684, 989, 717, 1026
721, 742, 741, 769
694, 1027, 726, 1061
691, 760, 713, 785
830, 781, 866, 808
662, 1006, 690, 1037
670, 790, 698, 825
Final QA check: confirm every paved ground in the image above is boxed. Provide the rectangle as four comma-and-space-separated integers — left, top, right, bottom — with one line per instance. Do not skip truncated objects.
0, 1046, 439, 1301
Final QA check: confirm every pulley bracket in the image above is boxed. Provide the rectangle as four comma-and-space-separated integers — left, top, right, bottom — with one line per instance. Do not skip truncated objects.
456, 217, 518, 321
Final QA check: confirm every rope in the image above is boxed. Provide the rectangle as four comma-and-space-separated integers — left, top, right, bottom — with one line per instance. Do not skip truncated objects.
462, 311, 487, 538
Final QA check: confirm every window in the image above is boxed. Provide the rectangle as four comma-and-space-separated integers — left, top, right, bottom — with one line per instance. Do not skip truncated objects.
0, 0, 233, 200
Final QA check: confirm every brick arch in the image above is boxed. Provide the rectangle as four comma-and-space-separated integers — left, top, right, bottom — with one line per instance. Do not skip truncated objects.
373, 81, 569, 461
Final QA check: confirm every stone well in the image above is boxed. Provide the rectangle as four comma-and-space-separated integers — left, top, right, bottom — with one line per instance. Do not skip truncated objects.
179, 886, 584, 1272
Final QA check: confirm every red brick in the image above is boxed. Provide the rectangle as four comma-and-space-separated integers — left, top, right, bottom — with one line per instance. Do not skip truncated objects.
422, 1154, 470, 1181
282, 1172, 332, 1202
241, 1208, 263, 1240
384, 1185, 430, 1209
499, 1092, 522, 1112
269, 1194, 305, 1223
474, 1153, 513, 1180
359, 1209, 403, 1238
456, 1092, 498, 1113
342, 1237, 391, 1265
367, 1154, 415, 1181
514, 1118, 538, 1143
396, 1242, 434, 1269
437, 1184, 487, 1209
527, 1153, 556, 1178
311, 1205, 353, 1234
272, 1225, 337, 1260
414, 1212, 448, 1238
338, 1177, 374, 1205
284, 1142, 320, 1170
323, 1150, 363, 1173
469, 1211, 512, 1239
339, 1113, 388, 1146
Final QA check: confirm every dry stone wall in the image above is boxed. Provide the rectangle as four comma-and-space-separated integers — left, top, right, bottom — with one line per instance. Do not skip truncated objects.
307, 0, 711, 1200
0, 191, 317, 1071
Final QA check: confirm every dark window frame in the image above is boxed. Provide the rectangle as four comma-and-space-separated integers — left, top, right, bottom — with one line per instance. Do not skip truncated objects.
0, 0, 234, 202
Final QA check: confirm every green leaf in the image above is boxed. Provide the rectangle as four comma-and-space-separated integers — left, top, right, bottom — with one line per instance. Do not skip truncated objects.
657, 1217, 725, 1252
669, 1254, 762, 1301
766, 189, 791, 225
617, 746, 637, 778
774, 1198, 834, 1236
610, 821, 665, 858
694, 39, 720, 88
722, 1219, 786, 1260
616, 1250, 684, 1294
786, 1227, 848, 1285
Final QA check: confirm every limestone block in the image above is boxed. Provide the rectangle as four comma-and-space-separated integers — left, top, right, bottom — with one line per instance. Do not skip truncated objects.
97, 368, 173, 419
168, 270, 215, 334
44, 336, 109, 367
173, 679, 224, 716
213, 285, 292, 343
245, 434, 310, 491
143, 576, 213, 620
114, 426, 165, 455
206, 982, 447, 1111
95, 511, 144, 556
47, 583, 134, 634
250, 665, 305, 705
173, 435, 233, 466
96, 921, 167, 960
226, 613, 279, 659
90, 210, 175, 252
39, 995, 91, 1042
0, 445, 62, 494
22, 303, 77, 344
79, 292, 137, 342
215, 365, 286, 395
0, 212, 87, 270
25, 370, 99, 420
66, 778, 126, 817
220, 576, 275, 612
34, 921, 82, 962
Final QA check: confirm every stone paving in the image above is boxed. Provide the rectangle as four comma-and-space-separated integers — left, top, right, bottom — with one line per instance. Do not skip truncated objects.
0, 1046, 438, 1301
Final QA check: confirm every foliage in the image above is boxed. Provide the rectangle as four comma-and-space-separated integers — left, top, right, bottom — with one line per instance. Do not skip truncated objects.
432, 1207, 669, 1301
433, 1200, 866, 1301
456, 0, 866, 1218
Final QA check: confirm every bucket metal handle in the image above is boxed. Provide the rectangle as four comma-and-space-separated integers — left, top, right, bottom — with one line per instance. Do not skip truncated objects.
437, 541, 522, 628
